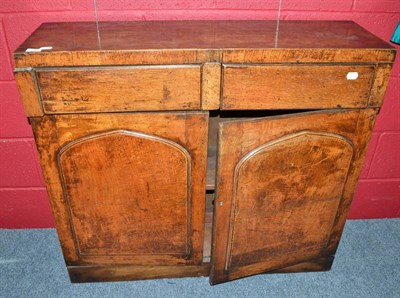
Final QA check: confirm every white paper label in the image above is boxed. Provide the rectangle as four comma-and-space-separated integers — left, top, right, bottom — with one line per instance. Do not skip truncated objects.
25, 46, 53, 53
346, 72, 359, 80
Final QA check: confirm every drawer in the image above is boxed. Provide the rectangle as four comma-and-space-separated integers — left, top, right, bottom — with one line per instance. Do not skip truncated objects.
36, 65, 201, 113
221, 64, 375, 110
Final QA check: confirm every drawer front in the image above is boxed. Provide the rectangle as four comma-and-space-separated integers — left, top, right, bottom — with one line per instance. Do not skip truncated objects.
222, 64, 375, 110
36, 65, 201, 113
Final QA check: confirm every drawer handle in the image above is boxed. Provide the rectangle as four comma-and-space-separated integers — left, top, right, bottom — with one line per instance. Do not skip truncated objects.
346, 72, 359, 80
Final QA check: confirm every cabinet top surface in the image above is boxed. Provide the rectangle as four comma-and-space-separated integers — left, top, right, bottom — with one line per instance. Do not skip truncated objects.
15, 20, 393, 54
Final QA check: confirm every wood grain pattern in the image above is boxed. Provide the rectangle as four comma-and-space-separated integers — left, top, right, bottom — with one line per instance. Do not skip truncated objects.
14, 20, 393, 284
58, 130, 191, 258
68, 256, 332, 283
14, 70, 43, 117
36, 65, 201, 113
369, 64, 394, 107
225, 132, 353, 271
326, 108, 378, 254
16, 21, 392, 53
14, 48, 395, 68
202, 63, 221, 110
222, 64, 375, 110
13, 21, 395, 67
210, 109, 373, 284
68, 264, 210, 283
15, 50, 202, 68
221, 49, 395, 64
31, 112, 208, 267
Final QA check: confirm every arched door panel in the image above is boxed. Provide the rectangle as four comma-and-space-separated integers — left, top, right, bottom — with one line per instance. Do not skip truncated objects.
58, 130, 191, 257
210, 109, 371, 284
32, 112, 208, 267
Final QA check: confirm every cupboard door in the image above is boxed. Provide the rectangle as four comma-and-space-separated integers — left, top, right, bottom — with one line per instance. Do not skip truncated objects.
31, 112, 208, 267
210, 109, 377, 284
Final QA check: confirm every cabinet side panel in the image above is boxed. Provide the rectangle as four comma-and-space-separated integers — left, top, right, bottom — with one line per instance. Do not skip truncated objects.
31, 116, 79, 263
368, 64, 394, 107
14, 71, 43, 117
327, 108, 378, 253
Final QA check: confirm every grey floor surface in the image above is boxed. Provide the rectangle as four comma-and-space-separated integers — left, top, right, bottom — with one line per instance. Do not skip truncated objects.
0, 219, 399, 298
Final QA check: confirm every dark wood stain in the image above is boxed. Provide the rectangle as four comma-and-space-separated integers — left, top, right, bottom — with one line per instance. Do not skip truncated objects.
15, 21, 392, 52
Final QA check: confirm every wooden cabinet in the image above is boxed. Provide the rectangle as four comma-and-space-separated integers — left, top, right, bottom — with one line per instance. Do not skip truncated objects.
13, 20, 395, 285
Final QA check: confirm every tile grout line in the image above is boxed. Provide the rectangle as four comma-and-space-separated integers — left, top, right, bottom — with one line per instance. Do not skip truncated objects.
0, 187, 46, 191
0, 19, 14, 79
93, 0, 101, 49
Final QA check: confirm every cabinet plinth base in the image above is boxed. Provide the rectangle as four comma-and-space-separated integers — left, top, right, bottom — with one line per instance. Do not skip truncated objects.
68, 264, 211, 283
68, 256, 334, 283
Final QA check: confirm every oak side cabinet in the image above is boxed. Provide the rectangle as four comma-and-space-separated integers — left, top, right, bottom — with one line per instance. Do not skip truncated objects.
13, 21, 396, 285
